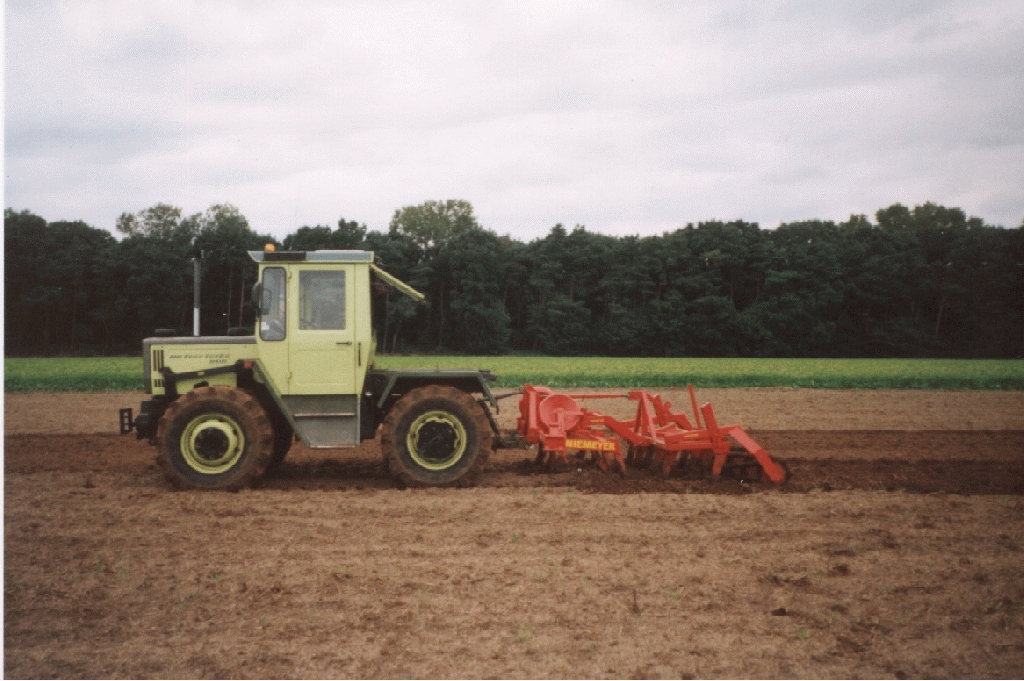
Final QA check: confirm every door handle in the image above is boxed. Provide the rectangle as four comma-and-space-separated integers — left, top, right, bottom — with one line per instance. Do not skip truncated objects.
336, 341, 353, 346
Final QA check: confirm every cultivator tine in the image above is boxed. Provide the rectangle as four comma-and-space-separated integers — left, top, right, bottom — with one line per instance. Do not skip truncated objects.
650, 449, 676, 478
634, 445, 654, 470
712, 451, 728, 478
727, 427, 787, 483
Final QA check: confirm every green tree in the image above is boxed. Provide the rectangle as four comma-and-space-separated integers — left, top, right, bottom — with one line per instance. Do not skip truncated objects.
114, 205, 198, 341
365, 228, 422, 353
115, 203, 183, 238
385, 200, 512, 353
4, 210, 119, 354
390, 200, 478, 250
444, 228, 513, 354
742, 220, 844, 357
522, 224, 615, 355
283, 218, 368, 251
191, 204, 275, 334
4, 209, 50, 353
5, 199, 1020, 359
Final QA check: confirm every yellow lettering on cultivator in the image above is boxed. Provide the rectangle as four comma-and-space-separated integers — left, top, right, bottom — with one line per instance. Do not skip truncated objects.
565, 438, 617, 452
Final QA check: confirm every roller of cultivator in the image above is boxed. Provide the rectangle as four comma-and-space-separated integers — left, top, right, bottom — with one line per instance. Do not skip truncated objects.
515, 384, 787, 483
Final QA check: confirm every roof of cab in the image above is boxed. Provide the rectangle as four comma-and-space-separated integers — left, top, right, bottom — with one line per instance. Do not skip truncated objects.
248, 250, 374, 263
247, 249, 426, 302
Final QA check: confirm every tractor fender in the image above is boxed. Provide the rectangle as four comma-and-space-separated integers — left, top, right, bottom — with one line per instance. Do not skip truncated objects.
367, 369, 499, 411
365, 368, 501, 441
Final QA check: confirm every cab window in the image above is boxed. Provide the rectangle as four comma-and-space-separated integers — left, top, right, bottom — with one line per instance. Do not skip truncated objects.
259, 267, 287, 341
299, 270, 346, 330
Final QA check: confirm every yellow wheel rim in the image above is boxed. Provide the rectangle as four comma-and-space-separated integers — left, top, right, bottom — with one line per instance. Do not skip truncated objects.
180, 414, 245, 474
406, 410, 467, 471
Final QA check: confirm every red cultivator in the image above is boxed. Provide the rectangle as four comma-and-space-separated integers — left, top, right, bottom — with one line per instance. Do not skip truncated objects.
516, 384, 787, 483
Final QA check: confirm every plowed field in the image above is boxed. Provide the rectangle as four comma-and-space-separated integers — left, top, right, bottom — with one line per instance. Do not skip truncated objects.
5, 390, 1024, 679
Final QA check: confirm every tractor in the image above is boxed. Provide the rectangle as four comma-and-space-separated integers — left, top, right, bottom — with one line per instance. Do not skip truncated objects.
120, 247, 508, 489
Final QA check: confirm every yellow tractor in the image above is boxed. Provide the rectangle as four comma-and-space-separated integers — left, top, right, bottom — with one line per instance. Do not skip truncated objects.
121, 248, 504, 489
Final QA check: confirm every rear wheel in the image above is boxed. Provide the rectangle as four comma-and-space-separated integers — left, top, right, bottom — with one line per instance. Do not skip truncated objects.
156, 385, 274, 490
380, 385, 492, 486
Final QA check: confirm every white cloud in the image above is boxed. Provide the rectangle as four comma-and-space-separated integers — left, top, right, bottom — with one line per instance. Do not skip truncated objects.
5, 0, 1024, 240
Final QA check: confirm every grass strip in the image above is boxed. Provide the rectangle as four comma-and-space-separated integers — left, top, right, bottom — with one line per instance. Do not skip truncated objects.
378, 356, 1024, 390
4, 357, 145, 392
6, 356, 1023, 393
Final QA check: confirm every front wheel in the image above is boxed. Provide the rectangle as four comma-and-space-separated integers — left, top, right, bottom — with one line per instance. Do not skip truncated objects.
156, 385, 274, 489
380, 385, 492, 486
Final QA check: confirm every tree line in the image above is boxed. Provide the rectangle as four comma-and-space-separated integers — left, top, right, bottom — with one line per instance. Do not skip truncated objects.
5, 200, 1023, 358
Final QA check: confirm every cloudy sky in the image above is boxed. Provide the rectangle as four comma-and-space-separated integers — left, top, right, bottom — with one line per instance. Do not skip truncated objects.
5, 1, 1023, 241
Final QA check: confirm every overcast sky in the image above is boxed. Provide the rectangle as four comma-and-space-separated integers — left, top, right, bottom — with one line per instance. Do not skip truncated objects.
5, 1, 1023, 241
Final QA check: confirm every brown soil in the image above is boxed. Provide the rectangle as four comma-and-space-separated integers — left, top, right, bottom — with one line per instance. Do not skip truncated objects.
5, 391, 1024, 678
7, 387, 1024, 434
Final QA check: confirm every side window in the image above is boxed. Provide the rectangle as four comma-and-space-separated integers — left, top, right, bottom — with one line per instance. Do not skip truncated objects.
299, 270, 346, 330
259, 267, 287, 341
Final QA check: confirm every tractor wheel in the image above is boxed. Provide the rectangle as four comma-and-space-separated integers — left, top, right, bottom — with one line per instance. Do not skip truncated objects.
380, 385, 492, 486
156, 385, 274, 490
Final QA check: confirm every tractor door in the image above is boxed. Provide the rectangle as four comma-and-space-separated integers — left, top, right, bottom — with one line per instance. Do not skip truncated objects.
289, 265, 357, 395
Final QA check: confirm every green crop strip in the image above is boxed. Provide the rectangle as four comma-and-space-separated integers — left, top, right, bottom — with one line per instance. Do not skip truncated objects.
377, 356, 1024, 390
5, 357, 146, 392
5, 356, 1023, 392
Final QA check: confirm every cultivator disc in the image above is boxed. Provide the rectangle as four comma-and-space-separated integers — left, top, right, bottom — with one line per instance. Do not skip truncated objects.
516, 384, 787, 483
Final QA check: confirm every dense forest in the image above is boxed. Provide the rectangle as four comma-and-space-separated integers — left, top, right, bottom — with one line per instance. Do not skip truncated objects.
5, 200, 1023, 358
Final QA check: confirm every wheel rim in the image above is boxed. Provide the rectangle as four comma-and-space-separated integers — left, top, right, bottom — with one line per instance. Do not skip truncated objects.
180, 414, 245, 474
406, 410, 467, 471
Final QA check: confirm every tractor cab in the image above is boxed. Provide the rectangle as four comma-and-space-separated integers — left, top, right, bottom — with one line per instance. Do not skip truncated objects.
251, 249, 373, 395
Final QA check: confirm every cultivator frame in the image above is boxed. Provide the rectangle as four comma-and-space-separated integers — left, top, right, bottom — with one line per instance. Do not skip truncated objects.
516, 384, 786, 483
